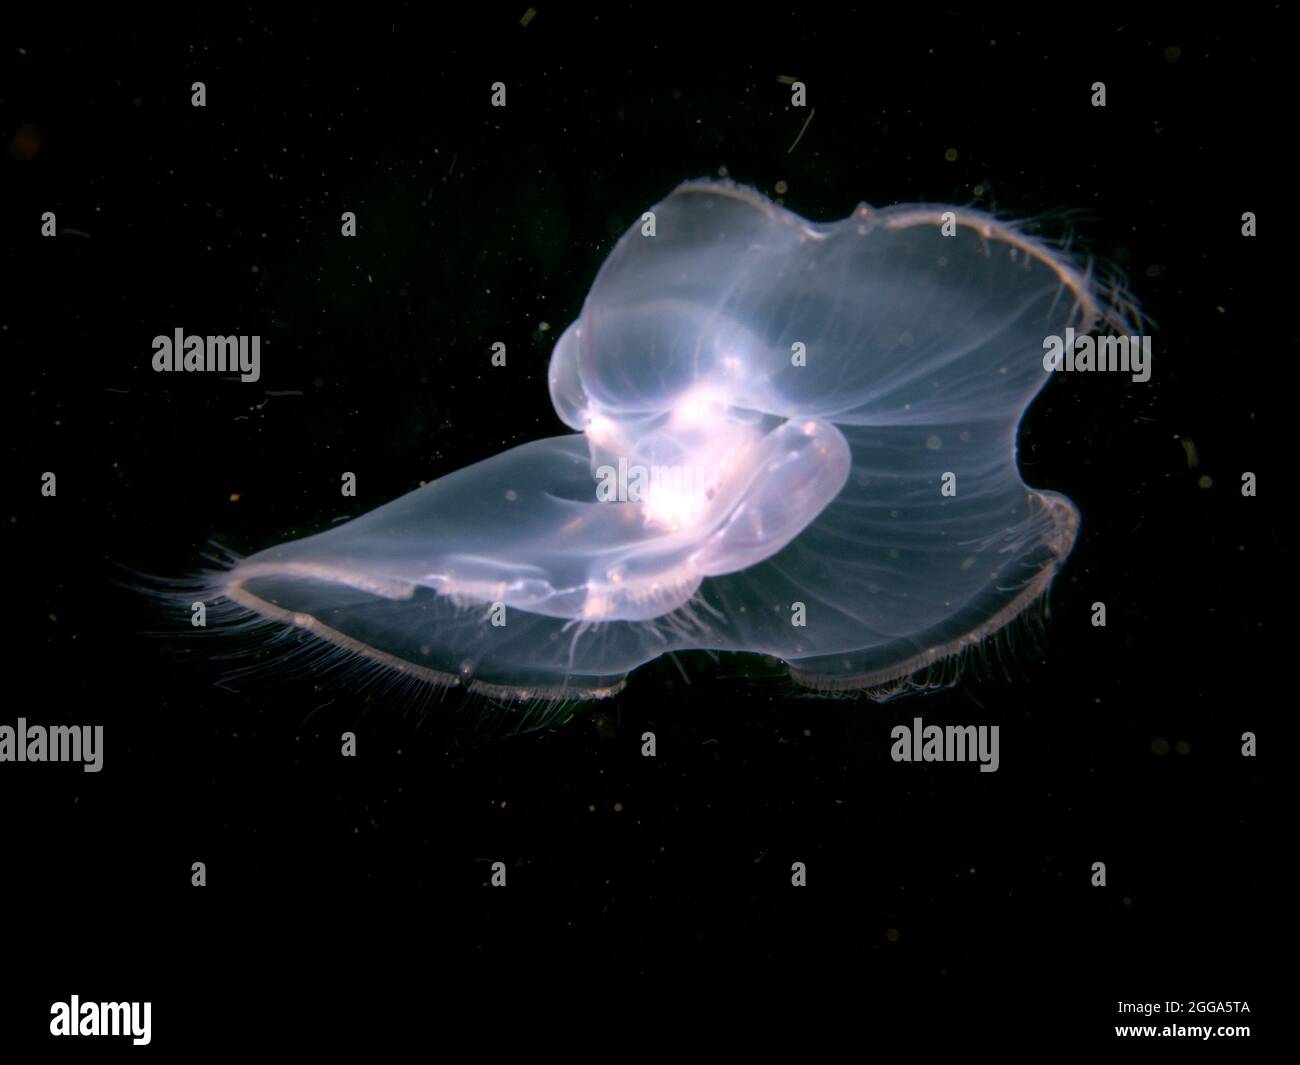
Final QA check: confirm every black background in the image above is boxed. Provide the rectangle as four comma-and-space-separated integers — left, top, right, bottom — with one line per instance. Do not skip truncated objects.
1, 5, 1280, 1051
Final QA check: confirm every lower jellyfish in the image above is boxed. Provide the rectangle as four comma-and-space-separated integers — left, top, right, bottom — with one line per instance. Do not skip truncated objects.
215, 180, 1130, 700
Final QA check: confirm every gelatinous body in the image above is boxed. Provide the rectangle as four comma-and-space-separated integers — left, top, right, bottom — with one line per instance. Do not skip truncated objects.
221, 180, 1121, 699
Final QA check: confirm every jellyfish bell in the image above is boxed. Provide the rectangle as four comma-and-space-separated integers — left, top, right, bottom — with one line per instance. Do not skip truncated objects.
209, 179, 1131, 701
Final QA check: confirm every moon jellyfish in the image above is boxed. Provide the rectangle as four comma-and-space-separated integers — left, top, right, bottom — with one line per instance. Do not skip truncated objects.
216, 180, 1127, 700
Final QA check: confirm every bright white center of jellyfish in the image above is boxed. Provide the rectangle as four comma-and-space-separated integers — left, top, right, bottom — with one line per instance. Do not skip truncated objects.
570, 378, 851, 621
640, 475, 708, 531
632, 391, 755, 533
584, 413, 616, 444
669, 385, 724, 428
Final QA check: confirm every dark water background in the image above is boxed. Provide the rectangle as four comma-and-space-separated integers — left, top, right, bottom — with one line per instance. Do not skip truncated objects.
2, 7, 1281, 1049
